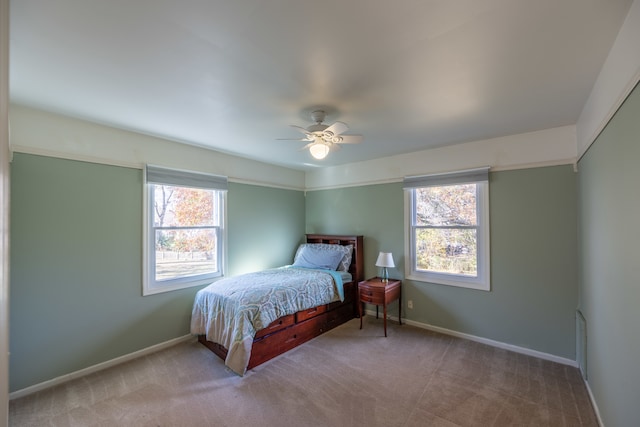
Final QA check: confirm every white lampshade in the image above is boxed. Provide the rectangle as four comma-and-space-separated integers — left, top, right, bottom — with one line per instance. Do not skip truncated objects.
375, 252, 395, 268
309, 143, 330, 160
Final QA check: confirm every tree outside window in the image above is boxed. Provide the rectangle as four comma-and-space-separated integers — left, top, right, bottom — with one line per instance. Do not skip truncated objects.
414, 184, 478, 276
153, 185, 220, 281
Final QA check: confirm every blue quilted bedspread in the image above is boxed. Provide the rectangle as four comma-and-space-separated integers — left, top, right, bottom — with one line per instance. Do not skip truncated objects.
190, 266, 344, 375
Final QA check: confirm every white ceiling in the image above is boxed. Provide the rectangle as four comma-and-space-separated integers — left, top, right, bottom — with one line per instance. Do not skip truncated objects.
9, 0, 634, 171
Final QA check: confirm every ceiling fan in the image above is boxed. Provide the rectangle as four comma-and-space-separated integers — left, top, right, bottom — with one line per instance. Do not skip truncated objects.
278, 110, 363, 160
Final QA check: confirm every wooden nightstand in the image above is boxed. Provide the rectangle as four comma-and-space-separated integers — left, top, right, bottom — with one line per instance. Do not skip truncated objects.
358, 277, 402, 337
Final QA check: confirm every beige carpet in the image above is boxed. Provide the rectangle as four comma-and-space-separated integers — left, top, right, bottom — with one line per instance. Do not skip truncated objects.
9, 318, 598, 426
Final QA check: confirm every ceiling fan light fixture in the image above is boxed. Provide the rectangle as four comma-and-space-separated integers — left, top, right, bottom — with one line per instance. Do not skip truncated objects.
309, 142, 330, 160
278, 108, 363, 160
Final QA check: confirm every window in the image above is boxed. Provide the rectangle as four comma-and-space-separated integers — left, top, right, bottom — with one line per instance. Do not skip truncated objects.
404, 168, 490, 291
143, 165, 227, 295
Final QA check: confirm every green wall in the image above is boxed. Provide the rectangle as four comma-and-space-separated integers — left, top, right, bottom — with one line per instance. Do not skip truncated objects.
228, 181, 306, 275
9, 153, 305, 392
577, 82, 640, 427
306, 182, 405, 279
306, 165, 578, 359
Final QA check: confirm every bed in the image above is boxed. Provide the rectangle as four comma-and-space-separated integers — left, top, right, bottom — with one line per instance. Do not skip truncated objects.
191, 234, 364, 375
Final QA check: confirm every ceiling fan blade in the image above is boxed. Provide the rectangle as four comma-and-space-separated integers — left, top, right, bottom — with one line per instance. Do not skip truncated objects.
291, 125, 312, 135
276, 137, 308, 141
324, 121, 349, 136
335, 134, 363, 144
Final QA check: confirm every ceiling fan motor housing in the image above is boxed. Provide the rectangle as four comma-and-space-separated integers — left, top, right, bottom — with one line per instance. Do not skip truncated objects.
307, 110, 329, 132
310, 109, 327, 124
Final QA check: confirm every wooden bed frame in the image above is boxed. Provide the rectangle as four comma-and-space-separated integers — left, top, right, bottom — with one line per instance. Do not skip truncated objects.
198, 234, 364, 371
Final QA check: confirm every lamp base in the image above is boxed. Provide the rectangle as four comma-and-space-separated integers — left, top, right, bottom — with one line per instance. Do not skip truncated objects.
381, 267, 389, 282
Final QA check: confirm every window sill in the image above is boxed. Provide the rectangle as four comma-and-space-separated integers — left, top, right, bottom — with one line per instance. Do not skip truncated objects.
142, 275, 222, 296
406, 273, 490, 291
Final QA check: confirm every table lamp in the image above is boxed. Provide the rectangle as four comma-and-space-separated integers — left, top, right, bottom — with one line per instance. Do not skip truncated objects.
375, 252, 395, 282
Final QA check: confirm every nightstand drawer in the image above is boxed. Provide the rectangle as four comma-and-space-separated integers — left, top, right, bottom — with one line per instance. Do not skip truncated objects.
359, 290, 385, 305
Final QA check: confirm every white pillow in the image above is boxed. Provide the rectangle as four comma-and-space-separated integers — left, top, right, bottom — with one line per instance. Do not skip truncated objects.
294, 243, 353, 272
292, 245, 344, 270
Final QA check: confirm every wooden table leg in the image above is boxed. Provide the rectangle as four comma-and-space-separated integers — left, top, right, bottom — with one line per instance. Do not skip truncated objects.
383, 302, 388, 337
399, 287, 402, 325
359, 301, 363, 329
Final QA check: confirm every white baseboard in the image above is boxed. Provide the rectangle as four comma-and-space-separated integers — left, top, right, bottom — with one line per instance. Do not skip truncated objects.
584, 379, 605, 427
365, 309, 579, 368
9, 335, 194, 400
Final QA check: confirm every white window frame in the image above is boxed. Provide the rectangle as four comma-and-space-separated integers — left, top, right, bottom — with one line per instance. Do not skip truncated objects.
404, 168, 490, 291
143, 165, 227, 296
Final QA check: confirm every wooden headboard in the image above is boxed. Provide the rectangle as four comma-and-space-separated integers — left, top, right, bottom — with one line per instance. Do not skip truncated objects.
305, 234, 364, 284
